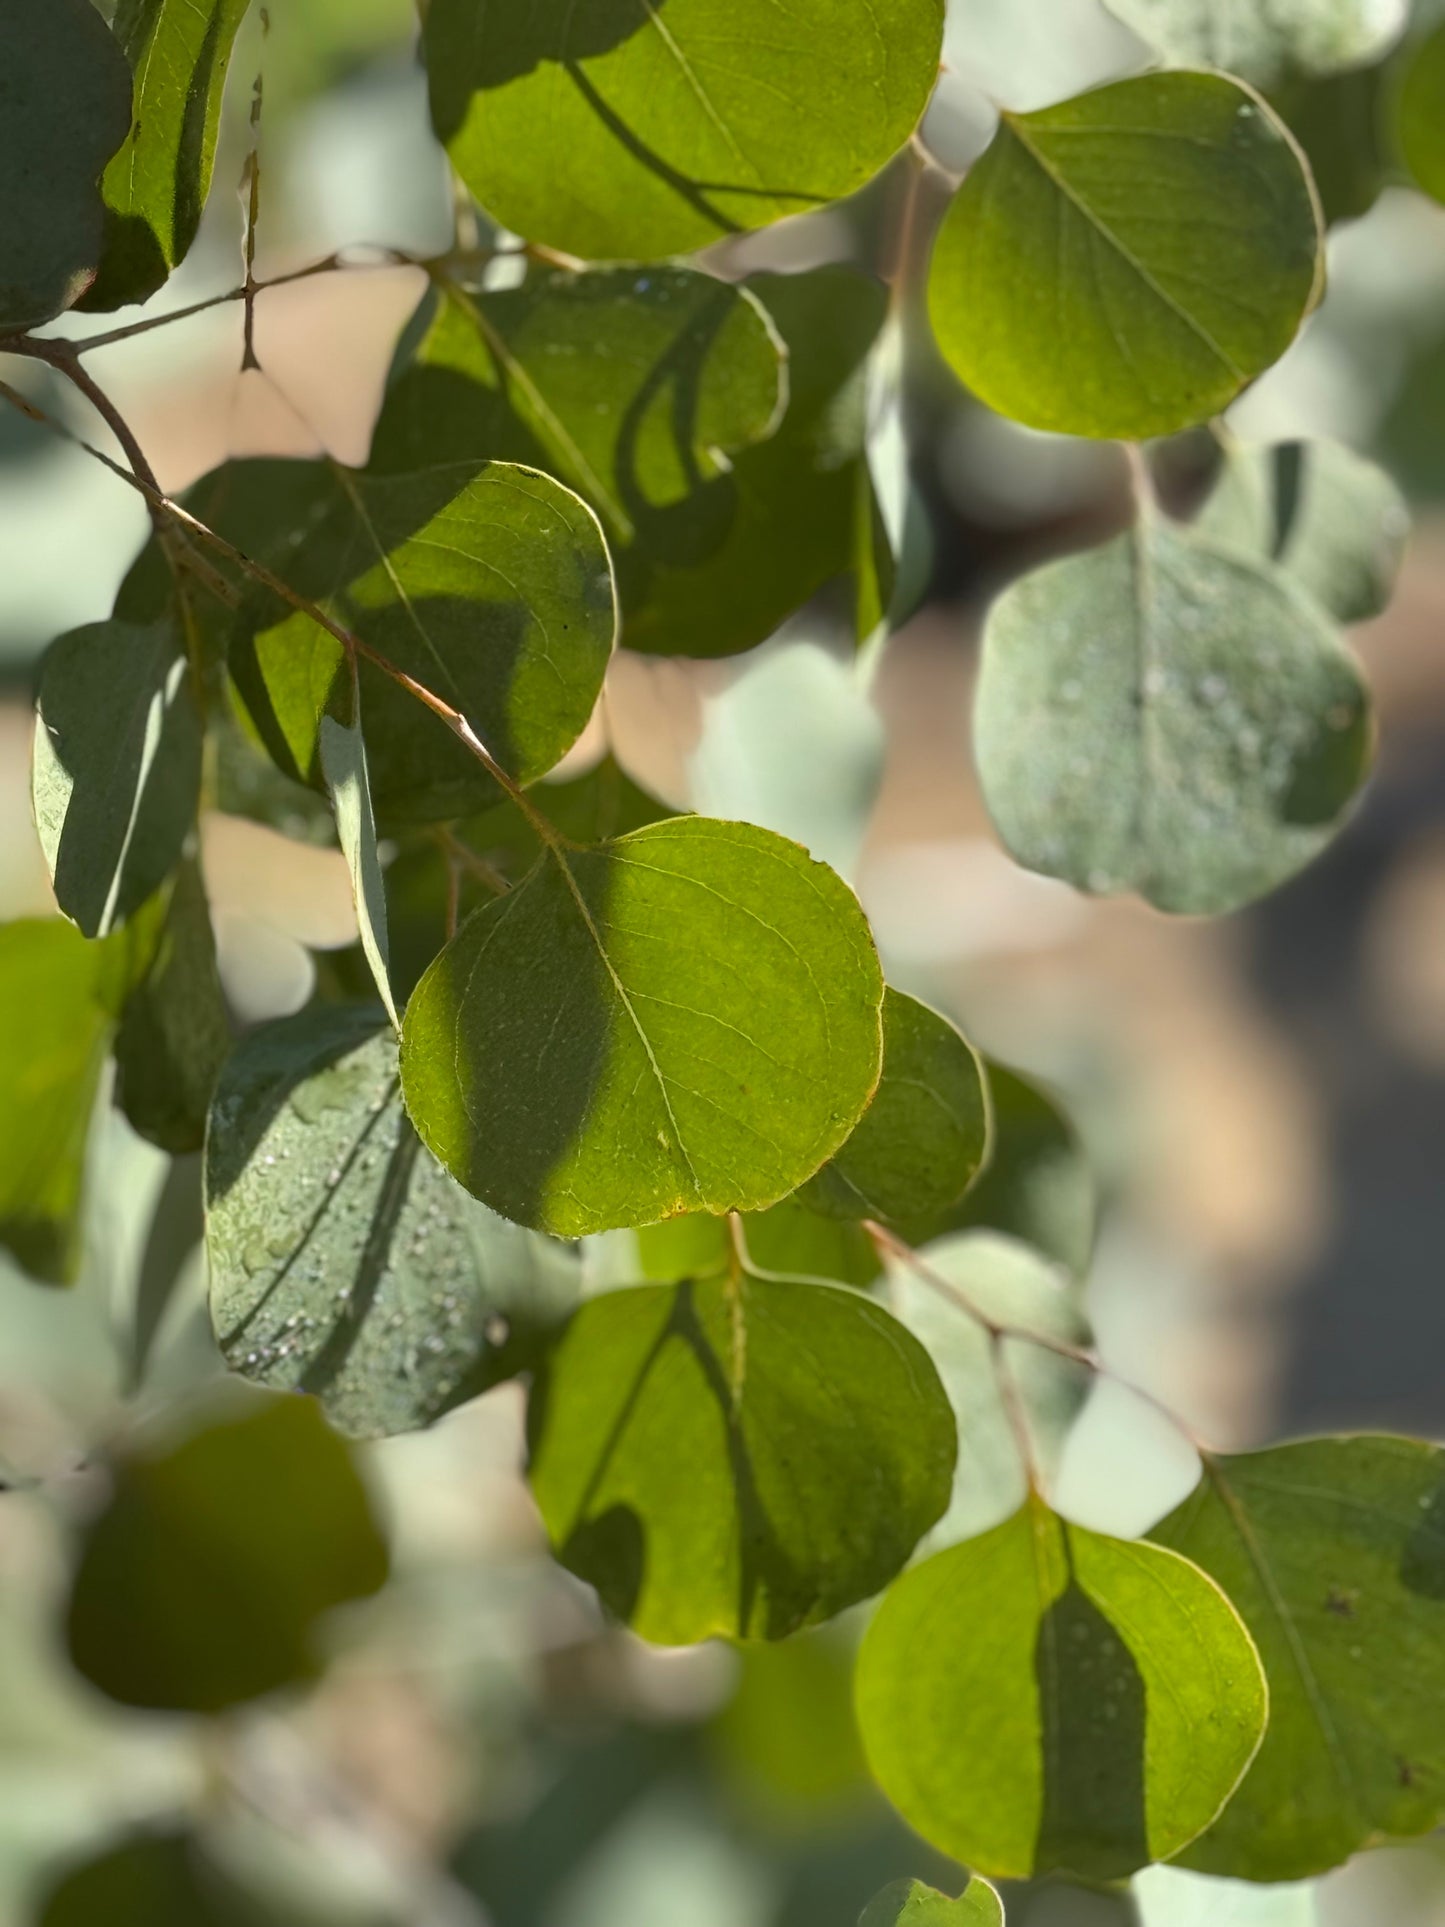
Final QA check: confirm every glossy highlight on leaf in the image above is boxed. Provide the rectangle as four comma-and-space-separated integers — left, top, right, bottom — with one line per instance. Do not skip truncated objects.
929, 72, 1323, 441
1103, 0, 1408, 89
974, 517, 1373, 915
207, 1007, 581, 1439
855, 1497, 1267, 1880
424, 0, 945, 261
1151, 1437, 1445, 1880
860, 1877, 1005, 1927
527, 1273, 957, 1643
401, 816, 885, 1237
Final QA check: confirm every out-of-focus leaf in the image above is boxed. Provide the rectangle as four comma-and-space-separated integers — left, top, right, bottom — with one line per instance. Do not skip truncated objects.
527, 1275, 956, 1642
318, 661, 398, 1028
66, 1392, 388, 1711
115, 856, 229, 1156
974, 518, 1373, 915
207, 1006, 580, 1439
1271, 63, 1392, 226
424, 0, 944, 260
713, 1631, 871, 1816
929, 73, 1323, 440
860, 1876, 1005, 1926
855, 1498, 1267, 1879
1103, 0, 1407, 88
401, 818, 884, 1237
1400, 22, 1445, 204
37, 1829, 266, 1927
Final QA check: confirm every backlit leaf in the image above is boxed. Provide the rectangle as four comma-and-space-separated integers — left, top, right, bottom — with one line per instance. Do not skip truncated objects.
1151, 1437, 1445, 1880
636, 1195, 883, 1289
207, 1007, 581, 1439
929, 72, 1323, 440
1103, 0, 1408, 88
400, 816, 884, 1237
855, 1497, 1267, 1879
424, 0, 944, 261
527, 1273, 956, 1642
318, 661, 399, 1029
860, 1877, 1005, 1927
974, 517, 1373, 915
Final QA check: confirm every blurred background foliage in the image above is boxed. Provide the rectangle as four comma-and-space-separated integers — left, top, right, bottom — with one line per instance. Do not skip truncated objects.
4, 0, 1445, 1922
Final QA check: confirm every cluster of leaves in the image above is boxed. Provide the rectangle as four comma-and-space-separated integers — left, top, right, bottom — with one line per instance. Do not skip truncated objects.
2, 0, 1445, 1919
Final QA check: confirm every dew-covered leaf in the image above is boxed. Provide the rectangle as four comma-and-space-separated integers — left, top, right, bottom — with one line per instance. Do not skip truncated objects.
401, 816, 884, 1238
424, 0, 944, 261
527, 1273, 956, 1643
318, 662, 398, 1029
929, 72, 1323, 440
1103, 0, 1407, 88
855, 1497, 1267, 1880
66, 1392, 388, 1711
231, 460, 616, 825
974, 518, 1373, 915
0, 0, 133, 328
1401, 22, 1445, 206
1150, 1437, 1445, 1880
207, 1006, 581, 1440
32, 618, 203, 939
860, 1876, 1005, 1927
81, 0, 252, 311
1195, 439, 1410, 624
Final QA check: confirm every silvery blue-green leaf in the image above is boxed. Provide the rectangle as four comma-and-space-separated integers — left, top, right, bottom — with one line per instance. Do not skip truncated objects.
527, 1273, 957, 1643
32, 619, 203, 939
207, 1007, 581, 1439
1195, 439, 1410, 624
1401, 22, 1445, 205
318, 661, 398, 1029
0, 0, 133, 327
1133, 1864, 1320, 1927
855, 1497, 1268, 1880
1103, 0, 1408, 87
400, 817, 885, 1238
424, 0, 944, 261
974, 518, 1373, 915
860, 1877, 1005, 1927
929, 72, 1323, 440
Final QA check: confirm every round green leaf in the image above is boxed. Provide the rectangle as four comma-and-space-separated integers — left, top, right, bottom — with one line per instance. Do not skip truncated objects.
32, 619, 203, 939
860, 1878, 1005, 1927
1103, 0, 1408, 89
974, 518, 1374, 915
66, 1393, 389, 1712
1401, 24, 1445, 206
527, 1274, 957, 1643
0, 0, 133, 328
400, 817, 885, 1238
928, 72, 1323, 441
855, 1498, 1268, 1880
232, 460, 616, 826
207, 1006, 581, 1440
424, 0, 944, 261
799, 989, 987, 1228
37, 1831, 259, 1927
1151, 1437, 1445, 1880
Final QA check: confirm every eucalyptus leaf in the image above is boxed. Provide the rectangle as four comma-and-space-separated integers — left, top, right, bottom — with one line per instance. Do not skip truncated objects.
401, 816, 885, 1238
1151, 1437, 1445, 1880
424, 0, 944, 261
855, 1497, 1268, 1880
632, 1194, 883, 1289
1194, 438, 1411, 624
527, 1273, 956, 1643
32, 618, 203, 939
37, 1830, 267, 1927
81, 0, 252, 311
1269, 63, 1392, 226
0, 0, 133, 328
860, 1877, 1005, 1927
929, 72, 1323, 440
231, 460, 616, 825
974, 518, 1373, 915
1401, 22, 1445, 206
318, 662, 399, 1029
799, 990, 987, 1228
1103, 0, 1408, 88
66, 1392, 389, 1711
207, 1007, 581, 1439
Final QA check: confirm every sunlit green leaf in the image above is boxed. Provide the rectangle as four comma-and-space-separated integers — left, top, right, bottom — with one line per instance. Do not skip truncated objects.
860, 1876, 1005, 1927
32, 618, 202, 939
231, 460, 616, 825
1195, 438, 1410, 624
401, 817, 884, 1237
527, 1274, 956, 1642
633, 1193, 883, 1289
66, 1392, 387, 1710
0, 0, 133, 328
929, 72, 1323, 440
81, 0, 252, 311
207, 1007, 581, 1439
318, 661, 398, 1028
1401, 23, 1445, 206
856, 1497, 1267, 1879
1103, 0, 1407, 88
1151, 1437, 1445, 1880
974, 518, 1373, 915
424, 0, 944, 261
